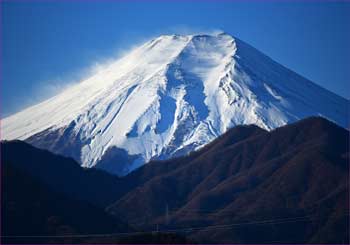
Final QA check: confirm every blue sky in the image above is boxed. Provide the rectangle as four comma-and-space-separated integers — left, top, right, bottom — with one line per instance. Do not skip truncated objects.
1, 1, 349, 117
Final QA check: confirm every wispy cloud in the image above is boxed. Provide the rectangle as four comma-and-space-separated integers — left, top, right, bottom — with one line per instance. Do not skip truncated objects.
5, 26, 224, 117
162, 26, 224, 36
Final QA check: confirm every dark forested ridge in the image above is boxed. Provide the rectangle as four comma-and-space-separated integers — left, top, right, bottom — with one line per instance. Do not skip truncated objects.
1, 164, 131, 244
1, 116, 349, 243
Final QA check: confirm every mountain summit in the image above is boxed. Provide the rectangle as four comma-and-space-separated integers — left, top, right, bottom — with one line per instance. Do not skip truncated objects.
1, 33, 348, 175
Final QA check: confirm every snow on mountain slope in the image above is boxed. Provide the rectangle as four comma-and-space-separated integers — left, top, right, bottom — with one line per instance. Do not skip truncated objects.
1, 33, 349, 175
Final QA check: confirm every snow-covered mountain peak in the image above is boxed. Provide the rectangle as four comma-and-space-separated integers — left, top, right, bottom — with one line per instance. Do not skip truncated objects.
1, 32, 348, 175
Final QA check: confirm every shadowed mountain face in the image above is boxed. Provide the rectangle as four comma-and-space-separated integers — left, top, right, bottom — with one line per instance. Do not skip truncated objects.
1, 117, 349, 244
1, 164, 131, 244
0, 141, 126, 208
107, 117, 349, 244
1, 147, 192, 244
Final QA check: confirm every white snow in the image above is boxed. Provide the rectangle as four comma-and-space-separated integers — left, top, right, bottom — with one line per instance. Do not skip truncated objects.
1, 32, 349, 175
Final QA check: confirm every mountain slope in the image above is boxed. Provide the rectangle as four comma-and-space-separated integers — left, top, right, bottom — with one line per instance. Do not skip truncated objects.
1, 33, 349, 175
0, 141, 195, 244
1, 117, 348, 243
107, 117, 349, 243
1, 164, 131, 244
0, 140, 124, 208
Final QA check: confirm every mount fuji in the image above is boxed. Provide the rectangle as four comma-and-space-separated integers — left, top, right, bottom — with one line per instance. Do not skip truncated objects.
1, 32, 348, 175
